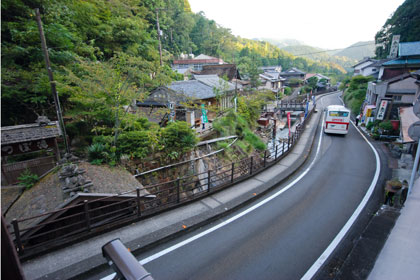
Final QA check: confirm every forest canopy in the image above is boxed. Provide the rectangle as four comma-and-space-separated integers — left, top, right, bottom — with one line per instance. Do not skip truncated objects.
1, 0, 346, 126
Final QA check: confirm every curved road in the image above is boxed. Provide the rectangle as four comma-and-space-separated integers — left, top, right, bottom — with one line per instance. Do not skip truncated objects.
104, 93, 380, 279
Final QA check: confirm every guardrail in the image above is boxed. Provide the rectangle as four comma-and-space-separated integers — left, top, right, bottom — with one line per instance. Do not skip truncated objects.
8, 108, 314, 259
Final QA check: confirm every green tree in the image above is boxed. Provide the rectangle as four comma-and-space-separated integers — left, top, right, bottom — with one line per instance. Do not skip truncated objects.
375, 0, 420, 58
307, 76, 318, 89
159, 121, 198, 160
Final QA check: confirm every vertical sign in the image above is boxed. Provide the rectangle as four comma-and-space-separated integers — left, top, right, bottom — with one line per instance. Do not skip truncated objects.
169, 102, 175, 122
388, 35, 400, 59
376, 100, 388, 120
287, 112, 291, 137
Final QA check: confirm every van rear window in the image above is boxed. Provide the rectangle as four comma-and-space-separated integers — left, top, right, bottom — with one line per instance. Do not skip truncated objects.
329, 111, 349, 117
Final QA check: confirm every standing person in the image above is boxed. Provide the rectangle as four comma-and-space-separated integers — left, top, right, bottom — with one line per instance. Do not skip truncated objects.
355, 114, 360, 126
201, 114, 205, 130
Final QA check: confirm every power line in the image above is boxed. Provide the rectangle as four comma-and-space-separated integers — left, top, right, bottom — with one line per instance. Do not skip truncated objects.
292, 42, 380, 57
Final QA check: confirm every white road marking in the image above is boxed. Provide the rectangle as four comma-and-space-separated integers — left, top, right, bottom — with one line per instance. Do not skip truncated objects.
103, 93, 377, 280
301, 119, 381, 280
101, 110, 326, 280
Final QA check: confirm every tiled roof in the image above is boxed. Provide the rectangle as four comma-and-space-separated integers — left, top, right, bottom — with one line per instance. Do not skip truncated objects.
1, 122, 61, 145
169, 80, 214, 99
168, 75, 236, 100
193, 74, 237, 91
198, 64, 239, 80
383, 58, 420, 66
352, 58, 375, 68
398, 42, 420, 57
365, 58, 393, 68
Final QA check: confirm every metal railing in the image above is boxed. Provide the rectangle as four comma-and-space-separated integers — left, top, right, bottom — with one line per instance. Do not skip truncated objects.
8, 109, 314, 259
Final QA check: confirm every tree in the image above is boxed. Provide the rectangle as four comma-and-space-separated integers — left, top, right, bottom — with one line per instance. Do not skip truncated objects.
307, 76, 318, 89
159, 121, 198, 160
375, 0, 420, 58
62, 53, 145, 147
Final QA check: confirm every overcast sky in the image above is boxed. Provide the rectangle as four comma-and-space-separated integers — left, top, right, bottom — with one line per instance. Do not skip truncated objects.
188, 0, 405, 50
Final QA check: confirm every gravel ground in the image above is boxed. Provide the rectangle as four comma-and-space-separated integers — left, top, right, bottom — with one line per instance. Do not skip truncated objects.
3, 161, 144, 226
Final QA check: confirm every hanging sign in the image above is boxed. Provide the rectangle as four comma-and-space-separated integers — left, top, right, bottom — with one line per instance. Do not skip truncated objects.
376, 100, 388, 120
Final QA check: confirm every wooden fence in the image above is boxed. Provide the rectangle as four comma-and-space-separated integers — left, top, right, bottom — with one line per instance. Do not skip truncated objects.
8, 109, 314, 259
2, 156, 56, 185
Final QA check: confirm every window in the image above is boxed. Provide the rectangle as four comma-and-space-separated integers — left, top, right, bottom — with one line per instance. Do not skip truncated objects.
393, 95, 402, 101
329, 111, 349, 117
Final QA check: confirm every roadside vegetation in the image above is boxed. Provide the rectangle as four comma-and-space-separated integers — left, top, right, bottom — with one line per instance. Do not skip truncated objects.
342, 75, 373, 114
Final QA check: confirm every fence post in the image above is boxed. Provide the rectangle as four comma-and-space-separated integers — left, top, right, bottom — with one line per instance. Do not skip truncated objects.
176, 178, 180, 203
136, 187, 141, 217
207, 170, 211, 193
84, 200, 91, 231
275, 145, 278, 160
264, 150, 267, 167
288, 136, 290, 148
283, 140, 285, 153
12, 219, 24, 254
250, 156, 254, 175
231, 163, 235, 183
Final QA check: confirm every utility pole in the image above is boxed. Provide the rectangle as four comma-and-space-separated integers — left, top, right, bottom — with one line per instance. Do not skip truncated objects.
156, 8, 163, 66
35, 8, 70, 154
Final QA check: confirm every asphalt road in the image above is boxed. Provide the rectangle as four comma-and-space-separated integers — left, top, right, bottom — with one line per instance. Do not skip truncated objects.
98, 93, 379, 280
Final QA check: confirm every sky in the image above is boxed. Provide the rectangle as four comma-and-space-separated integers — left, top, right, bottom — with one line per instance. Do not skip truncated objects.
188, 0, 406, 50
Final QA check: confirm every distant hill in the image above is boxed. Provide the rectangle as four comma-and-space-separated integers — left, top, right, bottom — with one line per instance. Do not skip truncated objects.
256, 38, 376, 71
255, 38, 305, 48
333, 41, 376, 61
281, 45, 330, 60
280, 44, 357, 72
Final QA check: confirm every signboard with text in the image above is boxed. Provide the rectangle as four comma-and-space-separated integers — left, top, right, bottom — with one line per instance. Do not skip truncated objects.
376, 100, 388, 120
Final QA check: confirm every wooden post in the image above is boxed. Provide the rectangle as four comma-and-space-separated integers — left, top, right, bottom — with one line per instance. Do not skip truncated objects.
275, 145, 278, 160
84, 200, 91, 231
155, 8, 163, 66
176, 178, 180, 203
207, 170, 211, 192
250, 157, 254, 175
231, 163, 235, 182
35, 8, 70, 154
12, 219, 24, 254
136, 187, 141, 217
264, 150, 267, 167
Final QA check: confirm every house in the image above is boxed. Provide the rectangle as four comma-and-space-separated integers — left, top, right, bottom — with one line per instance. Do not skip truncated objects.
194, 64, 240, 81
380, 41, 420, 81
1, 118, 62, 184
258, 71, 285, 94
280, 68, 306, 79
279, 68, 306, 85
304, 73, 331, 83
259, 65, 282, 73
365, 72, 418, 121
137, 75, 238, 128
352, 57, 377, 76
172, 54, 225, 72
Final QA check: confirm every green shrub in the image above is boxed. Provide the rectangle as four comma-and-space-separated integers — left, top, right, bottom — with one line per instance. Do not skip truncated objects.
18, 169, 39, 190
117, 130, 154, 159
88, 143, 108, 163
159, 121, 198, 159
379, 121, 393, 131
283, 87, 292, 96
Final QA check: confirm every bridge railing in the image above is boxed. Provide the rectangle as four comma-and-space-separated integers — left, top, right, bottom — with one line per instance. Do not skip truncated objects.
8, 108, 314, 259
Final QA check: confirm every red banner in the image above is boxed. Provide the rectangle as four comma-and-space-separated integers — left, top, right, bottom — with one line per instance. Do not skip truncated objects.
287, 112, 291, 137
